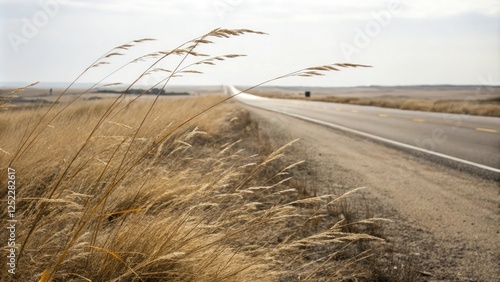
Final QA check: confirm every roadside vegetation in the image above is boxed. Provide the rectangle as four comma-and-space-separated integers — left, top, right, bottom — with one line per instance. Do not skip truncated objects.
0, 28, 415, 281
248, 91, 500, 117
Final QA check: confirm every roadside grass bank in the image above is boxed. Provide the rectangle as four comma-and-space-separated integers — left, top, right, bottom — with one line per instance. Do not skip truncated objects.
0, 96, 407, 281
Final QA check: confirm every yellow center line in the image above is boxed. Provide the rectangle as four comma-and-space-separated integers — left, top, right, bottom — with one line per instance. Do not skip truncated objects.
378, 114, 388, 118
335, 108, 342, 111
350, 110, 359, 113
475, 128, 498, 133
412, 118, 426, 123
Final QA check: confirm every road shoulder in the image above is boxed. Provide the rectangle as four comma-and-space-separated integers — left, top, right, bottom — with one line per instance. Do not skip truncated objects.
245, 105, 499, 281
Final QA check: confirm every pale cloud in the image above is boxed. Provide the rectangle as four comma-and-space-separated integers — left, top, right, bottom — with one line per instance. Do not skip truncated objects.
224, 0, 500, 21
0, 0, 498, 86
64, 0, 209, 17
403, 0, 500, 18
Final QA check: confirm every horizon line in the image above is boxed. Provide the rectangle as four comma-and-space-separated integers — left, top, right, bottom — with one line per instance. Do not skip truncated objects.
1, 81, 499, 89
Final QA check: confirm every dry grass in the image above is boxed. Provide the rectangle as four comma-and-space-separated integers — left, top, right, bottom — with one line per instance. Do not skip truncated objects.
249, 92, 500, 117
0, 97, 389, 281
0, 28, 391, 281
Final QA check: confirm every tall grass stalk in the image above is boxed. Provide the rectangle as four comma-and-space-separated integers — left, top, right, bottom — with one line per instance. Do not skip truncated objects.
0, 28, 381, 281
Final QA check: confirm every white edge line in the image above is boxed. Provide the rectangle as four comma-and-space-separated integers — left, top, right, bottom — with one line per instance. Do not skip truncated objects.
275, 110, 500, 174
229, 87, 500, 174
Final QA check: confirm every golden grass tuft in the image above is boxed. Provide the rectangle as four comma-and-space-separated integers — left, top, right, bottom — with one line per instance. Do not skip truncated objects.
0, 97, 386, 281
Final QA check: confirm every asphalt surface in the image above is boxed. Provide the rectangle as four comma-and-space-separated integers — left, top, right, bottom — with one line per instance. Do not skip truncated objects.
229, 86, 500, 173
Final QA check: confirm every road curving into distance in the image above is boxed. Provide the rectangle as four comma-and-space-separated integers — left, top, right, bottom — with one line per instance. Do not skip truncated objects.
228, 86, 500, 176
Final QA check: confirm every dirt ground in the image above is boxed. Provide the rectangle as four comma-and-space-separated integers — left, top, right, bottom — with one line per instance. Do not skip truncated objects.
246, 105, 499, 281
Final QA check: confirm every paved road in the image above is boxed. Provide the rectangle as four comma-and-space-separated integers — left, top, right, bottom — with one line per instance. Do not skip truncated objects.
228, 86, 500, 173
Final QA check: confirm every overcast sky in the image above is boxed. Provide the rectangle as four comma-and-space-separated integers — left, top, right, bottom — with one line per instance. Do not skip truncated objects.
1, 0, 499, 87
